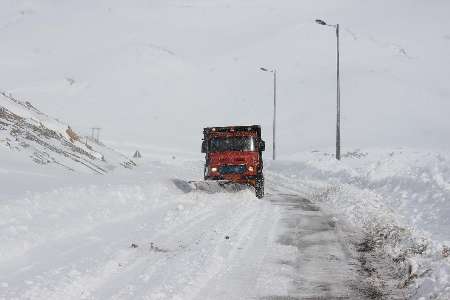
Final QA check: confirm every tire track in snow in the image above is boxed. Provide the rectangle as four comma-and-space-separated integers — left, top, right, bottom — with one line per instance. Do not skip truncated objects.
97, 196, 258, 299
3, 191, 255, 300
189, 196, 280, 300
27, 191, 259, 300
126, 195, 265, 300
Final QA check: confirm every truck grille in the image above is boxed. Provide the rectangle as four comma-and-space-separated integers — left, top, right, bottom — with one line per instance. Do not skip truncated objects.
219, 165, 246, 175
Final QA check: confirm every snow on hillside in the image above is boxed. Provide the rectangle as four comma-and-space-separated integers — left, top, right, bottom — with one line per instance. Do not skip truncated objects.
0, 92, 135, 174
0, 0, 449, 153
270, 149, 450, 299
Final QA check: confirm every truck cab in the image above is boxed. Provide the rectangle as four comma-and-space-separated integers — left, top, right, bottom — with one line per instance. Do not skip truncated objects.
201, 125, 265, 198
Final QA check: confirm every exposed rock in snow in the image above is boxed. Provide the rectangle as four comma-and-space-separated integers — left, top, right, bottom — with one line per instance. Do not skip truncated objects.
0, 92, 135, 174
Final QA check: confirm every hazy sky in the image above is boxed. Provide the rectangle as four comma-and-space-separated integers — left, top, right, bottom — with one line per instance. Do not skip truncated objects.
1, 0, 449, 156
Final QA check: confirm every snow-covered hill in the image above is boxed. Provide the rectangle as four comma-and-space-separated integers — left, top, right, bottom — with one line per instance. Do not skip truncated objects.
1, 0, 449, 153
0, 92, 135, 174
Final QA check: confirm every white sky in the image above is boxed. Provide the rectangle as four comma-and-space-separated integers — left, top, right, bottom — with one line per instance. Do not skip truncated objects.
1, 0, 449, 156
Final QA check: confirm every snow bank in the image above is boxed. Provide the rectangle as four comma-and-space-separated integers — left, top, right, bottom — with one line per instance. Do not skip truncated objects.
270, 149, 450, 299
0, 180, 165, 264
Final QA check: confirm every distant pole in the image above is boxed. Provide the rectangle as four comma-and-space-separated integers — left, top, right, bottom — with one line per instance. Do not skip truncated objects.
273, 70, 277, 161
260, 67, 277, 160
315, 19, 341, 160
336, 24, 341, 160
97, 128, 101, 142
90, 127, 101, 143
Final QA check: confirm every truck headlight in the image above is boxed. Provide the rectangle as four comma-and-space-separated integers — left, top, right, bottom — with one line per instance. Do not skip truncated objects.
211, 167, 218, 172
248, 166, 254, 172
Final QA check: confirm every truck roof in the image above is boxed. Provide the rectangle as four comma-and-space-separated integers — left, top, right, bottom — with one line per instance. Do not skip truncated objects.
203, 125, 260, 133
203, 125, 262, 139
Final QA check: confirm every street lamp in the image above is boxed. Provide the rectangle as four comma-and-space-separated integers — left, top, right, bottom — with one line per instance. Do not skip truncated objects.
260, 67, 277, 160
315, 18, 341, 160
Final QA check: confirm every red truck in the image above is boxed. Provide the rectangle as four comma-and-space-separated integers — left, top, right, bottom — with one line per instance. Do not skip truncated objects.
201, 125, 266, 198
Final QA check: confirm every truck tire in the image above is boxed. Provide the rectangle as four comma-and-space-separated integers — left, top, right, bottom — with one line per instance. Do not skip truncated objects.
255, 175, 264, 199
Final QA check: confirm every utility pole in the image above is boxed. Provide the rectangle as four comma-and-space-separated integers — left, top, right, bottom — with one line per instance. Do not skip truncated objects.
336, 24, 341, 160
260, 67, 277, 160
316, 19, 341, 160
90, 127, 101, 143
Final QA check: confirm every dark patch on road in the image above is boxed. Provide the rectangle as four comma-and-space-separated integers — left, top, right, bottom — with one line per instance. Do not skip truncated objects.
261, 296, 352, 300
266, 194, 364, 299
262, 192, 412, 299
264, 192, 414, 299
271, 194, 320, 212
260, 296, 302, 300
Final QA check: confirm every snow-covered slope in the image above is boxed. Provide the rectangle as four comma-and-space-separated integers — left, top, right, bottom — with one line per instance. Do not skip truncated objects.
1, 0, 449, 154
0, 92, 135, 174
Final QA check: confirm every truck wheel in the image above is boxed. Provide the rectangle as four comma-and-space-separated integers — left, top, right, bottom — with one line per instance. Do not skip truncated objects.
255, 176, 264, 199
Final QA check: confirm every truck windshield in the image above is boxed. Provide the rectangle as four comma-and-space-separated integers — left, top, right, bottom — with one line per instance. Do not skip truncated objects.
209, 136, 256, 152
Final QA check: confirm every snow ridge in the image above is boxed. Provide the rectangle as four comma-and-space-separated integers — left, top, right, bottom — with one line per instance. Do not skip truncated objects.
0, 92, 135, 174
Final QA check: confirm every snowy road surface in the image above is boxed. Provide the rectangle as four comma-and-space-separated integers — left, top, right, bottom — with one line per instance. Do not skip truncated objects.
267, 194, 360, 299
0, 171, 377, 300
1, 153, 449, 299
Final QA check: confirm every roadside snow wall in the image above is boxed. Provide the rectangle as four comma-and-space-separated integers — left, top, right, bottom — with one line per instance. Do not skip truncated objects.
268, 149, 450, 299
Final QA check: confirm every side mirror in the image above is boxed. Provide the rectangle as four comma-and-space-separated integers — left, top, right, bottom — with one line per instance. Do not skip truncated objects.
201, 140, 207, 153
259, 140, 265, 151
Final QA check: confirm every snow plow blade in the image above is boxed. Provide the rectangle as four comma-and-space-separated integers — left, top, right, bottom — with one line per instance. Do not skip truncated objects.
172, 179, 251, 194
189, 180, 250, 193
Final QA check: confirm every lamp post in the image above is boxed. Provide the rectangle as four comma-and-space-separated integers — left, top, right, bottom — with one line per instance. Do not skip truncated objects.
260, 67, 277, 160
315, 19, 341, 160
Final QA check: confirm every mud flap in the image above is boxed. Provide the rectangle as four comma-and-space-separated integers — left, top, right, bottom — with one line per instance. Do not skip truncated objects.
172, 179, 251, 194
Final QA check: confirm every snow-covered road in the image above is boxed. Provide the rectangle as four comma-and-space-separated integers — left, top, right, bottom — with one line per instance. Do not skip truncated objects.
3, 153, 450, 299
0, 173, 373, 299
268, 193, 360, 299
1, 185, 273, 299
